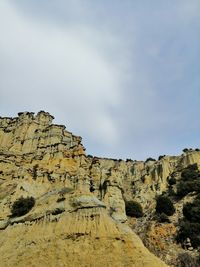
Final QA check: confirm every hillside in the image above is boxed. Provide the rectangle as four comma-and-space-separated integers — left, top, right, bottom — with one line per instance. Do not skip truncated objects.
0, 111, 200, 266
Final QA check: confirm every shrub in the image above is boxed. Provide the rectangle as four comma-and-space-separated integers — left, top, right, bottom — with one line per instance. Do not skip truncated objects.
181, 164, 199, 181
10, 196, 35, 217
183, 199, 200, 223
177, 195, 200, 248
177, 180, 200, 197
51, 208, 63, 215
156, 195, 175, 216
176, 221, 200, 248
32, 164, 38, 180
168, 177, 176, 186
176, 164, 200, 197
157, 213, 171, 223
126, 158, 133, 162
176, 253, 199, 267
145, 157, 156, 163
125, 200, 143, 218
89, 181, 95, 192
56, 197, 66, 202
158, 155, 166, 160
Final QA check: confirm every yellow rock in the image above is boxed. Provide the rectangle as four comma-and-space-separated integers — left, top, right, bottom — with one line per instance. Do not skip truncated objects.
1, 111, 199, 266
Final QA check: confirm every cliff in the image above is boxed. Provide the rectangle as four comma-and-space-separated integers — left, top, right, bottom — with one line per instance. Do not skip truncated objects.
0, 111, 199, 266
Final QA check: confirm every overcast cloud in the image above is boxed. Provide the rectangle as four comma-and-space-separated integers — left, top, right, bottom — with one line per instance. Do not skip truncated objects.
0, 0, 200, 160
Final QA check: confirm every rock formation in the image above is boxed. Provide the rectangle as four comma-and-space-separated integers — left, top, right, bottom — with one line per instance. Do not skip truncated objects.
0, 111, 199, 266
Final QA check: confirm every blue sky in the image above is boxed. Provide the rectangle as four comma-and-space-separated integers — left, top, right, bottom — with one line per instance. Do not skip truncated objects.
0, 0, 199, 160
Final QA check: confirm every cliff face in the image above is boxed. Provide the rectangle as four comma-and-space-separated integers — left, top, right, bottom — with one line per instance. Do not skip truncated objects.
0, 111, 199, 267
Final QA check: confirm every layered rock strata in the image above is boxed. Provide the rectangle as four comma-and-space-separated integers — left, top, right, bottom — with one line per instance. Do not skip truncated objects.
0, 111, 199, 266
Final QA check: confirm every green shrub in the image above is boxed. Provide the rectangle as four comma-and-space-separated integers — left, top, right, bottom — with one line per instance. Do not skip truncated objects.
183, 199, 200, 223
125, 200, 143, 218
168, 177, 176, 186
157, 213, 171, 223
176, 253, 199, 267
181, 164, 199, 181
176, 164, 200, 197
177, 195, 200, 248
10, 196, 35, 217
32, 164, 38, 180
145, 157, 156, 163
52, 208, 63, 215
177, 180, 200, 197
56, 197, 66, 202
158, 155, 166, 160
176, 221, 200, 248
156, 195, 175, 216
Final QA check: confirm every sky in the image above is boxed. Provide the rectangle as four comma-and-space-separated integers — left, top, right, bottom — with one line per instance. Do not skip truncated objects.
0, 0, 200, 160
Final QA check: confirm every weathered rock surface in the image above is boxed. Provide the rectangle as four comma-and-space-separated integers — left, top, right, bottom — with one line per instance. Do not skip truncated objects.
0, 111, 199, 266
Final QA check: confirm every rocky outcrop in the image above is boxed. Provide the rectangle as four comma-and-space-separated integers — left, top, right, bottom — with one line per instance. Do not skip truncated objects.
0, 206, 168, 267
0, 111, 199, 266
0, 111, 84, 156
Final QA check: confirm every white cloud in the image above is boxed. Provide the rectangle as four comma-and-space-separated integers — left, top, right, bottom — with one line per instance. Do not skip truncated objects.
0, 1, 124, 146
0, 1, 199, 159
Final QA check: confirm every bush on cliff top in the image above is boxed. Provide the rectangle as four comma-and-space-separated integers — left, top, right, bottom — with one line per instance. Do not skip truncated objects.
145, 157, 156, 163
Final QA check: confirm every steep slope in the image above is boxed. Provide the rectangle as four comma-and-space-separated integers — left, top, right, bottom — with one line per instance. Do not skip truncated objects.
0, 199, 167, 267
1, 112, 200, 266
0, 111, 168, 267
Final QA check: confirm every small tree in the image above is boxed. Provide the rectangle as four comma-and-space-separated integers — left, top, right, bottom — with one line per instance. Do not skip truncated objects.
10, 196, 35, 217
156, 195, 175, 216
125, 200, 143, 218
145, 157, 156, 163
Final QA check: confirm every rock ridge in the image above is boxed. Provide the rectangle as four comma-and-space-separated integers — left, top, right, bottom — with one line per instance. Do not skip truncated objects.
1, 111, 199, 266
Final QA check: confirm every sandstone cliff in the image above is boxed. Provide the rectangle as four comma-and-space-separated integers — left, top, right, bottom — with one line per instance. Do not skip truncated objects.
0, 111, 199, 266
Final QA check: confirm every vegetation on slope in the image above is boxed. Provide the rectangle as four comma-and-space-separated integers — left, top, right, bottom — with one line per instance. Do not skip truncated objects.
10, 196, 35, 217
